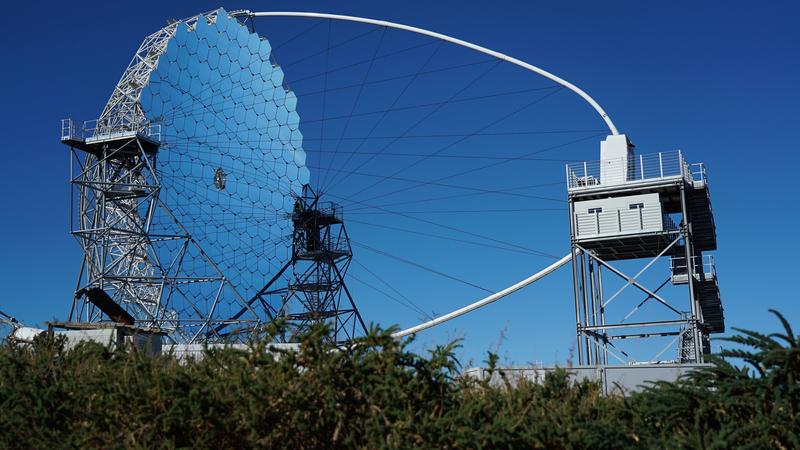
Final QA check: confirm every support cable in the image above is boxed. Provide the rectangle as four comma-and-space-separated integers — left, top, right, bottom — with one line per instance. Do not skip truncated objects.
328, 192, 558, 259
349, 86, 564, 203
392, 251, 575, 338
241, 11, 620, 135
323, 41, 444, 193
320, 26, 388, 191
305, 164, 565, 203
345, 181, 566, 212
333, 133, 604, 210
348, 273, 428, 319
337, 60, 503, 200
351, 240, 494, 293
348, 208, 564, 215
351, 260, 432, 320
348, 218, 549, 257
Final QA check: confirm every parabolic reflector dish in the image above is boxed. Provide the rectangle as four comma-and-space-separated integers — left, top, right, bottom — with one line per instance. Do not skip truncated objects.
79, 8, 310, 342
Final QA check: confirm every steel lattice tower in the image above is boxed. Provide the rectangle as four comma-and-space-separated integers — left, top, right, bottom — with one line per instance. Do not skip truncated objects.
63, 123, 170, 324
566, 135, 724, 365
218, 186, 366, 344
59, 9, 367, 344
284, 187, 366, 342
62, 121, 240, 340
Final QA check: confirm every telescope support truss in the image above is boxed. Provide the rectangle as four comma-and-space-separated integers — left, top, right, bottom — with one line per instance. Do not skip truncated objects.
216, 186, 367, 343
63, 126, 256, 343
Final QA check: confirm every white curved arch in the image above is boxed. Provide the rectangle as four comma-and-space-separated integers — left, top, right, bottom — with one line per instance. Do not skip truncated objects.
237, 11, 601, 337
239, 10, 620, 135
392, 252, 574, 338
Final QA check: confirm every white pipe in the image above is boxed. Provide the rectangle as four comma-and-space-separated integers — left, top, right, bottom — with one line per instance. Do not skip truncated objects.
391, 252, 575, 338
243, 11, 619, 135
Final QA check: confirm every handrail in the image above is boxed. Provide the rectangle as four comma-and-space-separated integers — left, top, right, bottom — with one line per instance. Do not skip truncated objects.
238, 11, 620, 135
566, 150, 686, 190
687, 162, 707, 185
670, 255, 716, 277
60, 118, 161, 142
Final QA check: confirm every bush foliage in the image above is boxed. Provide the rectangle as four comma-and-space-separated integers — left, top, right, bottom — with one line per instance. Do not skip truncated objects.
0, 311, 798, 449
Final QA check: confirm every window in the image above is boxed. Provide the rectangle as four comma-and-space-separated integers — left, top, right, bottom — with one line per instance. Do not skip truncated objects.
588, 207, 603, 214
629, 203, 645, 210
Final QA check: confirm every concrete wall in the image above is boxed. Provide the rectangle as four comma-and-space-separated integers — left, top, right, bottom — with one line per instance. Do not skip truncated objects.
55, 329, 119, 351
464, 363, 708, 395
53, 327, 163, 356
164, 342, 300, 361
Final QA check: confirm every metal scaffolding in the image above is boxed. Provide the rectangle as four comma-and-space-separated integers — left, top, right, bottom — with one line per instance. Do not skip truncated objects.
567, 146, 723, 365
62, 120, 251, 342
216, 186, 366, 344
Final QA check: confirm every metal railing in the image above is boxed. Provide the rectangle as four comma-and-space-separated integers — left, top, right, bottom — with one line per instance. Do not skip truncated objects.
60, 118, 77, 141
318, 202, 343, 222
685, 162, 707, 186
670, 255, 716, 279
60, 118, 162, 142
295, 234, 351, 256
323, 235, 351, 254
566, 150, 706, 190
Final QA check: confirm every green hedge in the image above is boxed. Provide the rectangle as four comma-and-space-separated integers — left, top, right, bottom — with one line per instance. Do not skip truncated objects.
0, 311, 798, 449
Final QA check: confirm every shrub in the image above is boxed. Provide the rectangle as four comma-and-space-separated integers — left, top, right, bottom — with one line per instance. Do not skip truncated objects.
0, 311, 797, 448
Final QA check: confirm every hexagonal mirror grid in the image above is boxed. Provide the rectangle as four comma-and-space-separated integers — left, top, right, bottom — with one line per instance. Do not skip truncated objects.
139, 9, 309, 321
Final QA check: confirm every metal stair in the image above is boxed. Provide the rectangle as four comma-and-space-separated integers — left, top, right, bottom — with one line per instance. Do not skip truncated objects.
686, 185, 717, 251
671, 255, 725, 334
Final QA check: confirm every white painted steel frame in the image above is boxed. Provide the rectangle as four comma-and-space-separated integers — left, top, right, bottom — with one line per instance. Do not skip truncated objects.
97, 10, 220, 135
392, 252, 575, 338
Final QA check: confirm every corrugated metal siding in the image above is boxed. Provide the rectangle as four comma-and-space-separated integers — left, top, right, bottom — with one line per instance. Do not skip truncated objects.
575, 207, 663, 238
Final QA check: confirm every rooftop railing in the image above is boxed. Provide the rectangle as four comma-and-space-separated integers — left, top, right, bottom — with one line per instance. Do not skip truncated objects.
60, 118, 161, 143
566, 150, 706, 191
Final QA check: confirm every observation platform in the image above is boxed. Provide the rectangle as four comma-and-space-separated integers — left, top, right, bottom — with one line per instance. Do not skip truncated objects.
61, 118, 161, 156
292, 201, 352, 261
567, 150, 716, 260
291, 202, 344, 226
295, 245, 352, 261
287, 279, 341, 292
575, 228, 681, 261
285, 310, 342, 321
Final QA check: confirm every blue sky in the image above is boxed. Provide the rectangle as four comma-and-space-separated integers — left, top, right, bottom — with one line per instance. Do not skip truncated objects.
0, 1, 798, 366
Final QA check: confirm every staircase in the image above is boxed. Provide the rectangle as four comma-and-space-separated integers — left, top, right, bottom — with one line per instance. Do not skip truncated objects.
670, 255, 725, 334
686, 184, 717, 251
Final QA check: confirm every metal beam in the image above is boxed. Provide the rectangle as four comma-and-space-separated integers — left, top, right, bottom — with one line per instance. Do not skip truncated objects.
583, 319, 688, 332
596, 234, 681, 308
392, 252, 575, 338
584, 249, 683, 317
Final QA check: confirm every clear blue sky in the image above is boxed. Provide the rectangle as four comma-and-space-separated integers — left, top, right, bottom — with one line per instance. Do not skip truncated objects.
0, 1, 798, 366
